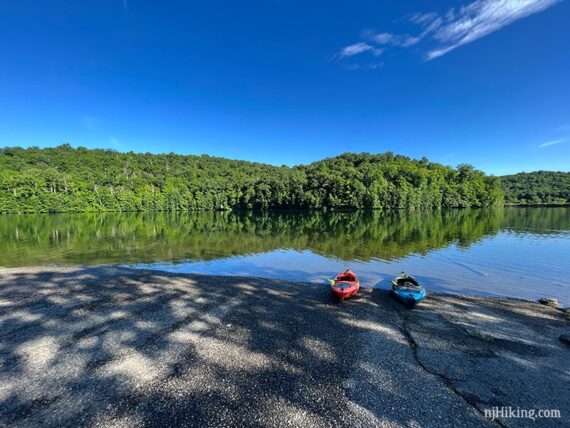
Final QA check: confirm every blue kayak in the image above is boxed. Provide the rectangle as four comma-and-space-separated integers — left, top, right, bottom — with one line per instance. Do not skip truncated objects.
391, 272, 426, 307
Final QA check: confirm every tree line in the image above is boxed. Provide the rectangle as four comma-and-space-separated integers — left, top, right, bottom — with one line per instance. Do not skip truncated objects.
500, 171, 570, 205
0, 145, 506, 213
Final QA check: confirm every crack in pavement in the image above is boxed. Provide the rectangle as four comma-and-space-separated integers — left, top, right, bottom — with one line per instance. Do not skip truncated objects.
399, 316, 503, 427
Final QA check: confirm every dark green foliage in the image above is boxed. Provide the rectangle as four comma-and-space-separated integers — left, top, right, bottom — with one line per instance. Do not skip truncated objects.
0, 209, 506, 266
301, 154, 503, 209
1, 207, 565, 267
0, 146, 504, 213
500, 171, 570, 205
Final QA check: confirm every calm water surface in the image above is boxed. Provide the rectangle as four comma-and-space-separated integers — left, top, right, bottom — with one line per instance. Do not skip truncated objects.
1, 208, 569, 305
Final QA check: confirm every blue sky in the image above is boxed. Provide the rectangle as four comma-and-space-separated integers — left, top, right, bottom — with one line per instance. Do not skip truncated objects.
0, 0, 569, 175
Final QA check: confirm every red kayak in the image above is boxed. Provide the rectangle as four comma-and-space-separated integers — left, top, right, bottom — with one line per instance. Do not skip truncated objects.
330, 270, 360, 300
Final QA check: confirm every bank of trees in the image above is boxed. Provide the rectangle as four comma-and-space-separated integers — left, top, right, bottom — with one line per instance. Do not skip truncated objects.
500, 171, 570, 205
0, 145, 504, 213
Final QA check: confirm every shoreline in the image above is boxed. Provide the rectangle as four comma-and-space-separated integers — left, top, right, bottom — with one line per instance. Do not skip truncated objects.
2, 263, 567, 310
126, 265, 570, 310
1, 266, 568, 427
1, 204, 569, 215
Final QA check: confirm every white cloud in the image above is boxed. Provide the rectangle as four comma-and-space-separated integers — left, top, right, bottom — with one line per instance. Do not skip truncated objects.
366, 32, 421, 47
341, 62, 384, 71
337, 0, 562, 64
337, 42, 383, 59
426, 0, 562, 60
369, 32, 395, 44
410, 12, 439, 25
425, 46, 457, 60
538, 138, 565, 148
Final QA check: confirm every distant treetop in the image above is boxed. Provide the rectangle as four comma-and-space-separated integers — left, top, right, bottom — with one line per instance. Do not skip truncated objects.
500, 171, 570, 205
0, 146, 507, 213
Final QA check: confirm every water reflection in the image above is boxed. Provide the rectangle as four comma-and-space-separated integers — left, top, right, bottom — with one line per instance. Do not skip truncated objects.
501, 207, 570, 235
1, 208, 568, 304
0, 209, 515, 266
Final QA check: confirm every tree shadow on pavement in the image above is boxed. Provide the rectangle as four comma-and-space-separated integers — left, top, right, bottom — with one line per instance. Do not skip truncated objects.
0, 267, 567, 427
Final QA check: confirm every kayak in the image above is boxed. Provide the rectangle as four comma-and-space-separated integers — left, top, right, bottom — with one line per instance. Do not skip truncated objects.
329, 270, 360, 300
391, 272, 426, 307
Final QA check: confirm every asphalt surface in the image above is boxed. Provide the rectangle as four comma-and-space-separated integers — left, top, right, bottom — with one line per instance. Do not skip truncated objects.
0, 266, 568, 427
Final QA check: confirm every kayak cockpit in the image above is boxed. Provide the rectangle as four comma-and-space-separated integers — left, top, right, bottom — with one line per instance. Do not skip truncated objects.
330, 269, 360, 300
391, 272, 426, 307
335, 271, 358, 283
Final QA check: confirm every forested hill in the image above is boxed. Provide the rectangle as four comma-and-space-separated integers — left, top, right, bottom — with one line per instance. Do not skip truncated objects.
0, 146, 504, 213
500, 171, 570, 205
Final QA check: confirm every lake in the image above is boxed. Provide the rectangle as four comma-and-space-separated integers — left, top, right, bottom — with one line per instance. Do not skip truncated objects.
1, 208, 569, 305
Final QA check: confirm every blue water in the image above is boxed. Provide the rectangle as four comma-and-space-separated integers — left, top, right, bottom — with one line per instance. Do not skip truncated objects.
1, 208, 569, 305
135, 224, 570, 306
